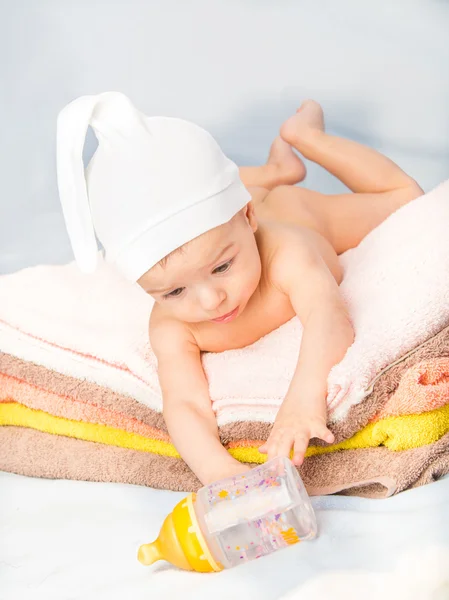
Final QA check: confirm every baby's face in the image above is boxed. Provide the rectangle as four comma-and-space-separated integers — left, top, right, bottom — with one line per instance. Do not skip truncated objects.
138, 204, 261, 324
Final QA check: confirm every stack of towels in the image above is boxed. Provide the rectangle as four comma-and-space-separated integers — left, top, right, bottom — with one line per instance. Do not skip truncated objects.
1, 181, 449, 498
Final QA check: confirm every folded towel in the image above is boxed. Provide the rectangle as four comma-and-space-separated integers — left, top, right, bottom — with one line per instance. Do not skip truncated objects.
0, 352, 165, 431
0, 370, 163, 440
327, 324, 449, 443
2, 325, 449, 497
1, 180, 449, 427
2, 323, 448, 447
1, 427, 448, 498
373, 358, 449, 421
1, 400, 448, 462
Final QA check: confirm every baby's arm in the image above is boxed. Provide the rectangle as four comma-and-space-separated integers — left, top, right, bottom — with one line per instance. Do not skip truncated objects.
260, 231, 354, 465
150, 316, 248, 485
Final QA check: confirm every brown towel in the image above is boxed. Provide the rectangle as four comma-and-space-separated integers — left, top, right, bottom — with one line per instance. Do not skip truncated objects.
1, 427, 448, 498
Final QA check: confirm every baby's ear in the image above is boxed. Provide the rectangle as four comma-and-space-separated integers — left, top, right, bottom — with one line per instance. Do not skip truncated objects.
244, 201, 258, 233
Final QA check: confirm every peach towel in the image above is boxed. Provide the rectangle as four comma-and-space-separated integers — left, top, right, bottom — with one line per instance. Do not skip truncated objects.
375, 359, 449, 421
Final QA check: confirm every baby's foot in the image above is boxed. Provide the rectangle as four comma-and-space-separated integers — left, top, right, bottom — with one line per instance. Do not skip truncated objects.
280, 100, 325, 147
267, 136, 306, 185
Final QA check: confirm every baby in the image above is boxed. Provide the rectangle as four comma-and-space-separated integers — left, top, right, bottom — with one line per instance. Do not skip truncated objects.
136, 100, 422, 485
57, 93, 422, 486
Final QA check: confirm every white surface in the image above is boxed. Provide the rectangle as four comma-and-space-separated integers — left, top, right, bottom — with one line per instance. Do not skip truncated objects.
0, 472, 448, 600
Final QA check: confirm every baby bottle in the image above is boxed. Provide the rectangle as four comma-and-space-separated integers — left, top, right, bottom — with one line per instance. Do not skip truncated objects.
138, 457, 317, 572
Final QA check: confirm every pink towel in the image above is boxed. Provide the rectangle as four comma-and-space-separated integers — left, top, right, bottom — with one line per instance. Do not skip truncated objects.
1, 180, 448, 426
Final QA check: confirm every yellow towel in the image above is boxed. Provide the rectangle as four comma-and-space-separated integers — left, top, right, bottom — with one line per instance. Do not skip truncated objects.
1, 401, 449, 464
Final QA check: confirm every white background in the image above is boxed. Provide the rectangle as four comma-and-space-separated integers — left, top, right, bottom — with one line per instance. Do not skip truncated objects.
1, 0, 448, 273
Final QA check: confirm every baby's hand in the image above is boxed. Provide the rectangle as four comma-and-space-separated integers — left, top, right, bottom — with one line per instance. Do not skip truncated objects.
259, 406, 335, 466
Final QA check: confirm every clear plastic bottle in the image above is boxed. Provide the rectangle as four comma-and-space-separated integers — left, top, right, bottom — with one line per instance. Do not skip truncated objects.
138, 457, 317, 572
195, 456, 317, 568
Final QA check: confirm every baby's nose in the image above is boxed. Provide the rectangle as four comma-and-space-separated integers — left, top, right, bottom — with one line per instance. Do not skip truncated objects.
198, 287, 226, 311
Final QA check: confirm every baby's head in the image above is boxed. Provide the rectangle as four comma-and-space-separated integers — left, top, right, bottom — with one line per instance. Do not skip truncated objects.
56, 92, 256, 302
137, 202, 261, 324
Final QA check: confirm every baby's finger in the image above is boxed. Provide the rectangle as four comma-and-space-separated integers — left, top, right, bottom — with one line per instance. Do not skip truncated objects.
315, 425, 335, 444
292, 435, 309, 466
266, 436, 282, 462
260, 438, 277, 462
266, 433, 290, 462
259, 429, 279, 455
274, 435, 294, 461
258, 442, 268, 454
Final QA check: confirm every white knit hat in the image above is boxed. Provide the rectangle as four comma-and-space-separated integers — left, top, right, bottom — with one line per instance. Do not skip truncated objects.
56, 91, 250, 282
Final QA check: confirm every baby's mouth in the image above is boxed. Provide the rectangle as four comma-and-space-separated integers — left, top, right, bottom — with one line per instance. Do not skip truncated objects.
210, 306, 239, 324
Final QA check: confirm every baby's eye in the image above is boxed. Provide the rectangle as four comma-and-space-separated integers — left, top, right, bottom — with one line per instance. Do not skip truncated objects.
164, 287, 185, 299
213, 260, 233, 274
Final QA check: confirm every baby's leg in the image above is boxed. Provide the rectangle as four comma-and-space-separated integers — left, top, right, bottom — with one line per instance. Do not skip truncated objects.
260, 101, 423, 253
238, 136, 306, 191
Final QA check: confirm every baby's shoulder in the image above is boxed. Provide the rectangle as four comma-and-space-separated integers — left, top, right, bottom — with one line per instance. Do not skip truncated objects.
259, 221, 313, 266
149, 305, 198, 354
259, 221, 340, 285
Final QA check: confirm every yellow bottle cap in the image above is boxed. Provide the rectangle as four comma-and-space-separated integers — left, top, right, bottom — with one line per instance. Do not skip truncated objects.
137, 493, 223, 573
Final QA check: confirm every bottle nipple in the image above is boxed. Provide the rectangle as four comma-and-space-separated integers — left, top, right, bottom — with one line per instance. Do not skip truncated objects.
137, 541, 163, 566
137, 511, 192, 571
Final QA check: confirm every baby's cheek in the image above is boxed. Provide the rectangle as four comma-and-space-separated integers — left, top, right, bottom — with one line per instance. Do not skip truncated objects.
246, 266, 261, 292
238, 277, 258, 303
177, 300, 200, 321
